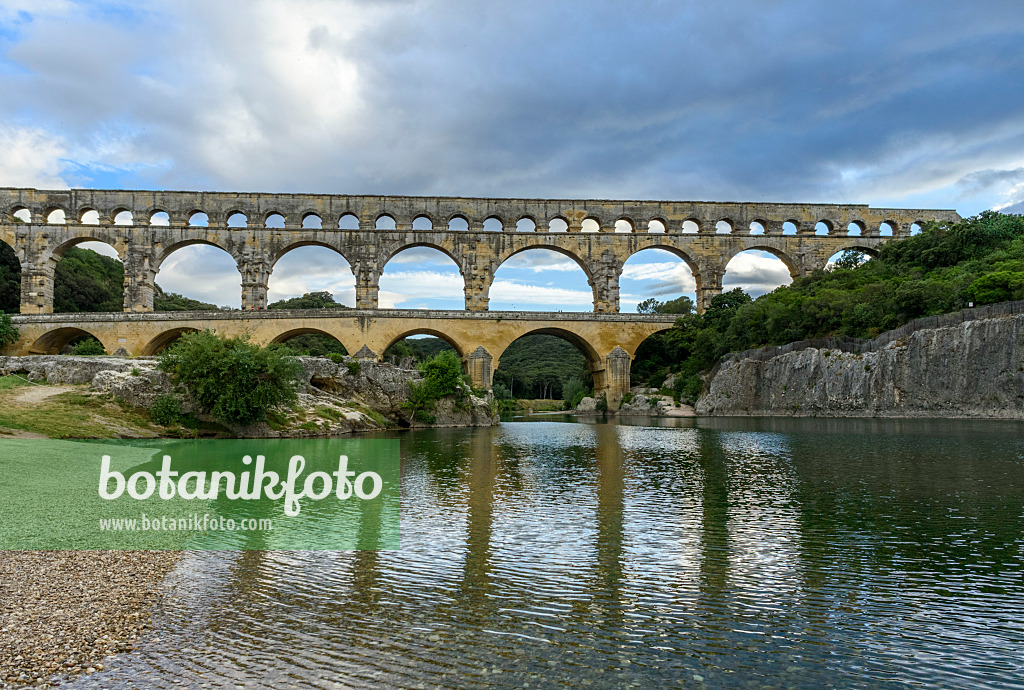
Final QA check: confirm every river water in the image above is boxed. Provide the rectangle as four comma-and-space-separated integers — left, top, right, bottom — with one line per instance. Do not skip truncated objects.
70, 416, 1024, 688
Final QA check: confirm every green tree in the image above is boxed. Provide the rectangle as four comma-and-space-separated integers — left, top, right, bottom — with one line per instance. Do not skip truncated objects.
268, 291, 348, 310
54, 246, 124, 312
0, 242, 19, 314
0, 312, 17, 349
153, 284, 220, 311
159, 330, 302, 426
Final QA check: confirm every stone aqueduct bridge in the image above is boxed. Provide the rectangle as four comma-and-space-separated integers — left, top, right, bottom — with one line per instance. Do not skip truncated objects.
0, 187, 959, 407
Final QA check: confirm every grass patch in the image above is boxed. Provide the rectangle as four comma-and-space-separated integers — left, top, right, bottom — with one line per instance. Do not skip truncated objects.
0, 375, 34, 392
0, 390, 124, 439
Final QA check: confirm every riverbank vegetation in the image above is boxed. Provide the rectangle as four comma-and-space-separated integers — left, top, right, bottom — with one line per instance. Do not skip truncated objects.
633, 211, 1024, 402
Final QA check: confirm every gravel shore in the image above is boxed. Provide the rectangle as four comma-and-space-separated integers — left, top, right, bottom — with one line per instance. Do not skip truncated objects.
0, 551, 179, 688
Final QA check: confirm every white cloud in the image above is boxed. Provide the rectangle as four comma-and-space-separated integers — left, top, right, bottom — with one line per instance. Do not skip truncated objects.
0, 125, 69, 189
156, 245, 241, 307
723, 251, 792, 298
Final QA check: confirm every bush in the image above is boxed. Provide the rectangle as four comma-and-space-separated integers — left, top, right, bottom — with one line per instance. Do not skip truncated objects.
0, 313, 17, 350
561, 376, 585, 408
150, 394, 182, 426
159, 330, 302, 426
328, 352, 346, 364
346, 360, 361, 376
595, 394, 608, 413
404, 350, 467, 420
69, 337, 106, 356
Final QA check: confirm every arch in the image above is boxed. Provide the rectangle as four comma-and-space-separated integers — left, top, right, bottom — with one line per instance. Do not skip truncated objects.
615, 219, 633, 233
188, 211, 209, 227
495, 328, 601, 368
491, 331, 597, 401
782, 221, 798, 235
716, 219, 733, 234
548, 217, 568, 233
265, 212, 286, 229
0, 237, 20, 314
113, 210, 133, 226
834, 243, 880, 258
268, 244, 355, 308
724, 245, 798, 277
681, 219, 700, 234
51, 235, 122, 260
227, 212, 248, 228
376, 214, 397, 230
448, 216, 469, 231
80, 209, 100, 225
412, 215, 434, 231
847, 221, 864, 236
815, 220, 832, 235
516, 217, 536, 232
723, 249, 795, 298
621, 246, 699, 313
141, 327, 200, 356
491, 246, 595, 312
581, 218, 600, 233
270, 328, 349, 357
382, 329, 464, 358
301, 213, 323, 229
30, 327, 104, 355
749, 220, 766, 235
910, 222, 923, 236
647, 219, 666, 234
379, 244, 464, 309
149, 210, 170, 226
824, 248, 875, 271
155, 241, 241, 309
46, 209, 66, 224
483, 216, 503, 232
339, 213, 360, 230
11, 207, 31, 223
879, 221, 896, 236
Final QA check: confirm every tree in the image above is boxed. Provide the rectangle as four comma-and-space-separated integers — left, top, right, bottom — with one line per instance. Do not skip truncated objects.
0, 312, 17, 350
154, 284, 220, 311
268, 291, 348, 310
54, 246, 123, 312
0, 242, 19, 314
159, 330, 302, 426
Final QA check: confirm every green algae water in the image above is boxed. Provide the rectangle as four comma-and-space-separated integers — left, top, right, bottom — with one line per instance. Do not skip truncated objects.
66, 417, 1024, 689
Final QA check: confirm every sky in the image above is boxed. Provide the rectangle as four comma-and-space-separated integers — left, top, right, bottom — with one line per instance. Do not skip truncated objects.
3, 0, 1024, 310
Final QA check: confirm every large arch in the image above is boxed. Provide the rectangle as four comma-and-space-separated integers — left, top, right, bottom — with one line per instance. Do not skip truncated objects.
50, 238, 124, 314
723, 249, 794, 298
379, 244, 465, 310
141, 327, 200, 356
155, 241, 242, 309
381, 328, 465, 359
0, 237, 20, 314
268, 243, 355, 308
270, 328, 349, 357
491, 329, 597, 401
30, 327, 105, 355
623, 244, 703, 311
490, 245, 596, 312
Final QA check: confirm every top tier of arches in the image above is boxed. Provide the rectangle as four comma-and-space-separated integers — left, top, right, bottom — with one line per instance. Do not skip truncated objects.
0, 188, 960, 239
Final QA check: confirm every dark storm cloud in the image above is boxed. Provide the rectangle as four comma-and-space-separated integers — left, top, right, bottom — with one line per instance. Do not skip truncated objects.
1, 0, 1023, 212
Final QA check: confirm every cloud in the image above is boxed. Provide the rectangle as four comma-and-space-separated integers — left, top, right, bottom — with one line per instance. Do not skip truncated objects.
723, 251, 793, 298
155, 245, 241, 307
0, 125, 68, 188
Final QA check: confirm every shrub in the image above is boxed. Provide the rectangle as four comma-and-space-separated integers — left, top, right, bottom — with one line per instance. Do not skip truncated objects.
561, 376, 585, 408
150, 394, 183, 426
328, 352, 346, 364
159, 330, 302, 426
595, 394, 608, 413
346, 360, 361, 376
0, 313, 17, 350
69, 338, 106, 356
404, 350, 467, 420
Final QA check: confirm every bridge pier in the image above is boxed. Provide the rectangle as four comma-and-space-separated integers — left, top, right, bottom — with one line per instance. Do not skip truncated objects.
465, 346, 494, 389
240, 256, 271, 310
353, 261, 380, 309
595, 346, 632, 410
123, 246, 156, 312
19, 261, 54, 314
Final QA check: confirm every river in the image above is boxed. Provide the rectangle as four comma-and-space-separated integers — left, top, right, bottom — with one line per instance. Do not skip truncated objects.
68, 416, 1024, 688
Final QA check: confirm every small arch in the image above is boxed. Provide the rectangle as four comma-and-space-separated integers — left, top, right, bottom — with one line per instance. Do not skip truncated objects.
188, 212, 209, 227
30, 327, 104, 355
227, 212, 248, 228
265, 213, 286, 229
910, 222, 923, 236
615, 219, 633, 233
815, 221, 832, 235
141, 328, 200, 356
581, 218, 600, 233
448, 216, 469, 232
382, 329, 464, 359
12, 208, 31, 223
716, 220, 733, 234
114, 210, 133, 226
749, 221, 766, 235
46, 209, 66, 224
483, 217, 503, 232
271, 328, 349, 357
80, 209, 100, 225
782, 221, 798, 235
879, 222, 895, 236
302, 213, 323, 229
516, 217, 536, 232
647, 220, 666, 234
547, 218, 568, 233
412, 215, 434, 231
681, 219, 700, 234
339, 213, 360, 230
847, 221, 864, 236
376, 214, 397, 230
149, 211, 170, 226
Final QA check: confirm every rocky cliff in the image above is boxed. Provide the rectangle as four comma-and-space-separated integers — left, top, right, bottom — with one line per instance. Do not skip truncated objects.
696, 314, 1024, 418
0, 355, 498, 435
